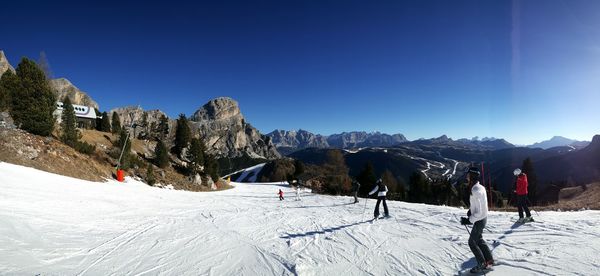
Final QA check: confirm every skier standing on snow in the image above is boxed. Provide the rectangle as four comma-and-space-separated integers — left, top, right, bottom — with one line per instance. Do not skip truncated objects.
460, 167, 494, 273
352, 179, 361, 204
368, 179, 389, 218
278, 189, 284, 201
514, 168, 534, 223
295, 180, 301, 201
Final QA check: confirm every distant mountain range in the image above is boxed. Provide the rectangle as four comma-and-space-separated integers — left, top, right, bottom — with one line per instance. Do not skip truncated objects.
527, 136, 590, 150
268, 130, 515, 154
267, 130, 408, 155
268, 129, 592, 156
289, 134, 600, 203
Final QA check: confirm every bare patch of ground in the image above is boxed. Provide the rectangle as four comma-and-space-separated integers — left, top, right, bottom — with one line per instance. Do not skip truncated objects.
1, 128, 227, 191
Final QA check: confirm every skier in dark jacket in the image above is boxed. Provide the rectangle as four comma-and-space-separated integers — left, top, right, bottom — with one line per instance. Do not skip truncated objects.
460, 167, 494, 273
368, 179, 389, 218
514, 168, 533, 223
351, 180, 361, 204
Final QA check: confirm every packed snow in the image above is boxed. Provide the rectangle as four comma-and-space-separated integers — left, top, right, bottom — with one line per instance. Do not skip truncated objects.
1, 162, 599, 275
226, 163, 265, 182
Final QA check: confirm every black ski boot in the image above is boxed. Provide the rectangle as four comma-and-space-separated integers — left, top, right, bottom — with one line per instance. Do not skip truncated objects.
469, 263, 491, 274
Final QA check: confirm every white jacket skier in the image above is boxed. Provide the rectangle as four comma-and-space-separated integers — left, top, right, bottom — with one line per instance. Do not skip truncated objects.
468, 182, 488, 224
460, 166, 494, 273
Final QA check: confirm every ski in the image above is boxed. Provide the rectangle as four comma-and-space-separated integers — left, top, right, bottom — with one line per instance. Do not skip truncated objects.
459, 267, 493, 275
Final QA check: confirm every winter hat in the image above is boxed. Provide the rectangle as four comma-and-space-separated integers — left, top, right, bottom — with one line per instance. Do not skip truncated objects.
513, 168, 522, 176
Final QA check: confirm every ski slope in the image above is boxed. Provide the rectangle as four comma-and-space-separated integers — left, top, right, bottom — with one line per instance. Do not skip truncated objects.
1, 162, 599, 275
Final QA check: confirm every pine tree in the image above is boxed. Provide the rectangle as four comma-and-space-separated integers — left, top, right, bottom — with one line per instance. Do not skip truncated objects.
154, 139, 169, 168
187, 137, 205, 175
116, 130, 132, 169
94, 108, 102, 131
357, 162, 377, 196
149, 121, 157, 140
111, 112, 122, 134
10, 58, 56, 136
522, 157, 537, 205
146, 165, 156, 186
293, 159, 305, 178
174, 114, 191, 157
382, 169, 405, 200
408, 171, 431, 203
322, 149, 352, 195
100, 111, 111, 132
158, 114, 169, 140
0, 70, 17, 111
204, 154, 220, 182
138, 112, 148, 139
60, 97, 80, 147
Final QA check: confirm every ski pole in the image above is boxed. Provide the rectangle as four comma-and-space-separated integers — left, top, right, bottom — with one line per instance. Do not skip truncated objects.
361, 197, 368, 220
454, 214, 470, 235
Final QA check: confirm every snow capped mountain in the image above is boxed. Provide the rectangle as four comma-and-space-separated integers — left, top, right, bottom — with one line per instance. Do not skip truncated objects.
415, 135, 515, 150
326, 131, 408, 148
1, 162, 599, 275
267, 130, 408, 154
267, 129, 329, 155
528, 136, 589, 150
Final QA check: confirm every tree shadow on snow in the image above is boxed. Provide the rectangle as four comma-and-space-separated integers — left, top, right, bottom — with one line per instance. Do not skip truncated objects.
280, 220, 370, 239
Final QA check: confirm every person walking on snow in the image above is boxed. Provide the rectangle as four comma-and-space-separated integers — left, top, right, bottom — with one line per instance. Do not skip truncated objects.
514, 168, 534, 223
278, 189, 284, 201
369, 179, 389, 218
295, 180, 301, 201
460, 167, 494, 274
352, 180, 361, 204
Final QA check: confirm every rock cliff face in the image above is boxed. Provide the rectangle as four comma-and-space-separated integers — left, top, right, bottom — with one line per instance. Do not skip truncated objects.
267, 130, 409, 155
111, 98, 280, 160
0, 50, 15, 76
267, 129, 329, 155
190, 97, 280, 159
50, 78, 99, 110
326, 131, 408, 148
268, 129, 330, 148
109, 106, 174, 140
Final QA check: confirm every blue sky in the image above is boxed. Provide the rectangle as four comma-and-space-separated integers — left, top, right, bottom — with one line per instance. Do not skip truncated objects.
1, 0, 599, 145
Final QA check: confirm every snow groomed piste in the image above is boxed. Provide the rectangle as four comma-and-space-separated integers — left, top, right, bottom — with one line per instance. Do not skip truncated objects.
1, 162, 599, 275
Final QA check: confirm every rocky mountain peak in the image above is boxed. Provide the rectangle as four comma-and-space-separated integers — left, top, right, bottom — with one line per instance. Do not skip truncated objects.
191, 97, 241, 122
50, 78, 99, 110
590, 135, 600, 149
190, 97, 279, 160
0, 50, 15, 76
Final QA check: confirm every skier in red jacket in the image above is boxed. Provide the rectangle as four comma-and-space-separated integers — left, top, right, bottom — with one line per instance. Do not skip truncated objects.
514, 168, 533, 223
278, 189, 284, 201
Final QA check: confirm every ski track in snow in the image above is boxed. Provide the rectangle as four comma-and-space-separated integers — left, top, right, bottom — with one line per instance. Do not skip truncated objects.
1, 162, 600, 275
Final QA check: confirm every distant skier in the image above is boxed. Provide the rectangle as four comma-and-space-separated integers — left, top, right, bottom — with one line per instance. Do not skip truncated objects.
368, 179, 389, 219
278, 189, 284, 201
460, 167, 494, 274
295, 180, 301, 201
352, 180, 361, 204
514, 168, 534, 223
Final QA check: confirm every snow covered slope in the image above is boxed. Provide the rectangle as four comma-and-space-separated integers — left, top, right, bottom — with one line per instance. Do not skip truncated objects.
1, 162, 599, 275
